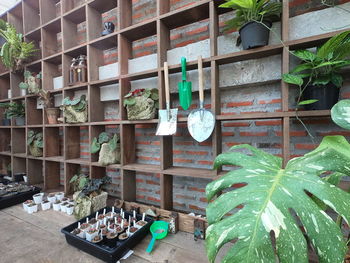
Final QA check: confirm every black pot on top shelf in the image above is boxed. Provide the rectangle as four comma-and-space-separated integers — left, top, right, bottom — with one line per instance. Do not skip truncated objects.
239, 21, 272, 50
302, 83, 340, 110
2, 118, 10, 126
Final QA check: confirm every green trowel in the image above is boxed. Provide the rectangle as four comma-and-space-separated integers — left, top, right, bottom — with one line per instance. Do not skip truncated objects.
178, 57, 192, 110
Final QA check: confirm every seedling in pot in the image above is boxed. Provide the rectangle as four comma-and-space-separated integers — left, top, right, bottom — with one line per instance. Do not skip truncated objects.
47, 193, 56, 203
91, 234, 103, 245
86, 228, 98, 242
60, 202, 68, 212
33, 193, 44, 204
23, 200, 33, 212
66, 204, 74, 215
53, 200, 61, 211
41, 200, 51, 211
27, 203, 38, 214
71, 227, 85, 239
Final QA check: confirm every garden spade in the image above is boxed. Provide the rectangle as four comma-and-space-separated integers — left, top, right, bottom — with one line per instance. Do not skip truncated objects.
187, 56, 215, 142
156, 62, 178, 136
178, 57, 192, 110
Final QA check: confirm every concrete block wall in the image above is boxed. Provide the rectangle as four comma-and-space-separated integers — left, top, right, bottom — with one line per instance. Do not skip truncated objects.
72, 0, 350, 215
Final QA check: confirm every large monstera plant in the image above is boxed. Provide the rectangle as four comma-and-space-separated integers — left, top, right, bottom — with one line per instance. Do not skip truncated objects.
206, 138, 350, 262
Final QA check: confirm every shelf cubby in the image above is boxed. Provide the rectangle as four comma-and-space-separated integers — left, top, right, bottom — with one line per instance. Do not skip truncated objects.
22, 0, 40, 34
0, 128, 11, 153
27, 127, 43, 157
40, 0, 61, 25
61, 0, 85, 14
86, 1, 118, 42
42, 55, 63, 91
44, 160, 62, 190
62, 5, 87, 50
12, 128, 26, 154
25, 59, 42, 74
0, 73, 10, 100
63, 46, 87, 87
135, 172, 160, 206
42, 19, 62, 58
131, 0, 156, 26
27, 158, 43, 184
10, 72, 24, 98
44, 127, 63, 159
0, 155, 11, 176
135, 123, 160, 166
65, 162, 89, 194
12, 157, 26, 176
26, 97, 43, 125
65, 125, 90, 162
7, 2, 23, 34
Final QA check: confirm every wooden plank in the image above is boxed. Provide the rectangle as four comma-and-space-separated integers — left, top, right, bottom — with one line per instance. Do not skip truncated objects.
121, 169, 136, 202
164, 166, 215, 179
118, 0, 132, 30
157, 0, 169, 15
160, 173, 173, 210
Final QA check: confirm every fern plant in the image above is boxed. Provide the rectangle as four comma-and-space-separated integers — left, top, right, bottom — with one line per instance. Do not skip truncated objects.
206, 140, 350, 262
0, 19, 37, 72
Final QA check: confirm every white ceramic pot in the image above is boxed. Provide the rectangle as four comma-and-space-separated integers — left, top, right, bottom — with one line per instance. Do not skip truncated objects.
60, 202, 68, 212
55, 192, 65, 201
41, 201, 51, 211
20, 88, 27, 96
53, 202, 61, 211
33, 193, 44, 204
66, 205, 74, 215
23, 200, 33, 212
27, 204, 38, 214
85, 229, 98, 242
47, 194, 56, 203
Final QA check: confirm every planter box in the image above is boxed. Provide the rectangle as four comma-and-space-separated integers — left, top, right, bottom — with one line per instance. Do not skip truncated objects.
99, 63, 118, 80
53, 76, 63, 90
73, 191, 108, 219
61, 207, 153, 263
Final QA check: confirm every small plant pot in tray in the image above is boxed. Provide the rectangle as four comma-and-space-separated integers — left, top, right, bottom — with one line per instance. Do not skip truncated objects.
27, 203, 38, 214
89, 218, 98, 229
53, 201, 61, 211
136, 220, 148, 229
80, 223, 91, 233
86, 228, 98, 242
118, 232, 129, 241
33, 193, 44, 204
91, 235, 103, 245
41, 200, 51, 211
71, 228, 85, 239
106, 231, 118, 247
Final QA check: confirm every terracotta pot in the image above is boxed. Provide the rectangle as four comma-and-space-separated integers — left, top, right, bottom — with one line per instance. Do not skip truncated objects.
46, 108, 60, 124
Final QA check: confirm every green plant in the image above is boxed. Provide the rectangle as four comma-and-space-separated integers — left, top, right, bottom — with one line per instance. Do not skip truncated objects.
0, 102, 25, 119
0, 19, 37, 71
219, 0, 282, 31
27, 130, 43, 149
123, 88, 159, 108
78, 176, 111, 198
205, 140, 350, 262
69, 171, 89, 192
283, 30, 350, 95
91, 132, 119, 154
61, 95, 87, 112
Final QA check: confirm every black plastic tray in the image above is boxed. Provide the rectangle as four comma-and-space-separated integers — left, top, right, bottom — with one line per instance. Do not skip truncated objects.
0, 183, 41, 210
61, 207, 154, 263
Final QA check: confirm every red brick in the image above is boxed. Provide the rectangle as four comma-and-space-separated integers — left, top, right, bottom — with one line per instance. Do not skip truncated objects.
199, 197, 207, 203
223, 122, 250, 127
294, 144, 318, 150
174, 158, 193, 163
189, 204, 205, 212
136, 141, 151, 145
175, 39, 195, 48
175, 194, 195, 200
199, 141, 212, 146
275, 131, 307, 137
136, 178, 144, 183
317, 131, 350, 136
255, 120, 282, 126
175, 141, 193, 146
197, 160, 213, 165
134, 50, 152, 58
170, 33, 182, 40
240, 132, 268, 137
135, 124, 155, 129
173, 150, 184, 155
147, 196, 160, 203
226, 101, 253, 107
136, 195, 145, 199
173, 201, 186, 208
188, 187, 205, 192
144, 40, 157, 47
185, 26, 208, 36
258, 99, 282, 105
222, 132, 235, 136
146, 180, 159, 185
185, 151, 207, 155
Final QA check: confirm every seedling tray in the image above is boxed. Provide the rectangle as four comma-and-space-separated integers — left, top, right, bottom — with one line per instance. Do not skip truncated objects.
0, 183, 41, 210
61, 207, 154, 263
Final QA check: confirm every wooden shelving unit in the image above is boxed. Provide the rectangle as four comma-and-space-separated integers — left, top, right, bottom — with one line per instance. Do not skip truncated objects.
0, 0, 347, 211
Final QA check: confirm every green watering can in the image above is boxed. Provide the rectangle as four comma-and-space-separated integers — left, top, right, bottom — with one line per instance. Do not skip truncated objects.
178, 57, 192, 110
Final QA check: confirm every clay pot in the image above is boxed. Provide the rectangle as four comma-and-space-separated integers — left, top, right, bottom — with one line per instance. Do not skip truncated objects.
46, 108, 60, 124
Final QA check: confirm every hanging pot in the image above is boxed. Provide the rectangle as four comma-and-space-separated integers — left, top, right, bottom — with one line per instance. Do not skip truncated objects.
302, 83, 340, 110
46, 108, 60, 124
239, 21, 272, 50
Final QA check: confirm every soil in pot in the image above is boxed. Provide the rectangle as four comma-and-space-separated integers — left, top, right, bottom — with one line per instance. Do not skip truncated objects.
106, 231, 118, 247
302, 84, 340, 110
80, 223, 90, 232
136, 220, 148, 228
91, 234, 103, 245
239, 21, 272, 50
118, 232, 129, 241
46, 108, 60, 124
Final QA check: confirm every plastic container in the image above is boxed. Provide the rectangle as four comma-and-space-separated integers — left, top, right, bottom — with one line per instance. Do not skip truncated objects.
302, 84, 340, 110
53, 201, 61, 211
239, 21, 272, 50
27, 203, 38, 214
66, 204, 74, 215
47, 194, 56, 203
55, 192, 65, 201
41, 201, 51, 211
33, 193, 44, 204
61, 207, 153, 263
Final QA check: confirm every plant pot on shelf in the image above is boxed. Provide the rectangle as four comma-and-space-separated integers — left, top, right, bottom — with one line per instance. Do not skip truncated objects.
2, 118, 10, 126
20, 88, 27, 97
14, 116, 25, 126
73, 191, 108, 220
61, 95, 88, 123
302, 83, 340, 110
124, 89, 159, 120
29, 144, 43, 157
98, 142, 121, 166
239, 21, 272, 50
46, 108, 60, 124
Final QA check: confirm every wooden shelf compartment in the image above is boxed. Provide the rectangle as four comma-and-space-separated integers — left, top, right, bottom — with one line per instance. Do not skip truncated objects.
0, 73, 10, 100
27, 158, 43, 185
64, 125, 90, 161
0, 128, 11, 153
10, 72, 24, 98
61, 0, 86, 15
44, 127, 63, 159
12, 128, 26, 154
42, 18, 62, 58
12, 157, 26, 179
7, 2, 23, 34
42, 55, 63, 92
62, 46, 88, 87
65, 162, 90, 194
22, 0, 40, 34
25, 59, 42, 77
40, 0, 61, 25
62, 5, 87, 50
25, 96, 43, 125
44, 160, 63, 191
27, 127, 43, 158
164, 166, 216, 179
0, 155, 11, 176
86, 0, 117, 42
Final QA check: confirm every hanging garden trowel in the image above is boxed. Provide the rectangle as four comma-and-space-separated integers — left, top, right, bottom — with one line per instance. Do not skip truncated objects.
156, 62, 178, 136
187, 56, 215, 143
178, 57, 192, 110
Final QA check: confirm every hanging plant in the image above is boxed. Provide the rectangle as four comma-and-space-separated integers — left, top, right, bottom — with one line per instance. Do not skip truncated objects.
27, 130, 43, 157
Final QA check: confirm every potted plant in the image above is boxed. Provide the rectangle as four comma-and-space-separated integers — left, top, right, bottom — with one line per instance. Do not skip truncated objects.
283, 30, 350, 110
19, 71, 60, 124
123, 88, 159, 120
72, 175, 111, 220
0, 19, 37, 72
60, 95, 88, 123
91, 132, 120, 166
69, 172, 89, 193
27, 130, 43, 157
219, 0, 282, 50
0, 102, 25, 126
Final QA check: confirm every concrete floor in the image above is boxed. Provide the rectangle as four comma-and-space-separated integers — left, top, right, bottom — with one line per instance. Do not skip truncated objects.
0, 204, 220, 263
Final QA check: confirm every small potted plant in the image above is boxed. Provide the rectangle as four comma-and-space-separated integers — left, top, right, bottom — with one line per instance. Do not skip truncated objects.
60, 95, 88, 123
19, 71, 41, 94
219, 0, 282, 50
41, 200, 51, 211
91, 133, 120, 166
33, 192, 44, 204
283, 30, 350, 110
123, 88, 159, 120
47, 193, 56, 203
66, 204, 74, 215
27, 203, 38, 214
23, 200, 33, 212
55, 192, 64, 201
86, 227, 98, 242
27, 130, 43, 157
53, 200, 61, 211
60, 201, 69, 212
0, 102, 25, 126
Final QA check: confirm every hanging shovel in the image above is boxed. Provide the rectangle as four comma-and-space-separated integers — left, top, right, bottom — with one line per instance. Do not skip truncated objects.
187, 56, 215, 143
156, 62, 178, 136
178, 57, 192, 110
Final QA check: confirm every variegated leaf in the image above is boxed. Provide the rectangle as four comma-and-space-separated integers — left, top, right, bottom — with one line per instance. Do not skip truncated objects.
331, 99, 350, 130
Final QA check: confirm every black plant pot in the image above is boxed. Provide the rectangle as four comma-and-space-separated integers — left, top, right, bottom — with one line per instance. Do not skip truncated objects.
239, 21, 272, 50
302, 83, 340, 110
13, 173, 26, 182
2, 118, 10, 126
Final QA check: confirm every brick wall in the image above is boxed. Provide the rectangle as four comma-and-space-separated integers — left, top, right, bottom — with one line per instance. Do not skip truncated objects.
72, 0, 350, 215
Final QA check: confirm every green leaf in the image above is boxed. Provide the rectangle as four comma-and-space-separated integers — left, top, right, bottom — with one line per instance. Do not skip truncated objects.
142, 89, 151, 98
98, 132, 110, 144
282, 73, 303, 86
290, 63, 313, 74
298, 99, 318, 106
90, 137, 101, 154
78, 176, 89, 190
108, 134, 119, 152
69, 174, 78, 184
331, 74, 343, 87
312, 75, 332, 86
317, 30, 350, 59
331, 99, 350, 130
19, 82, 28, 89
123, 97, 136, 107
293, 50, 317, 62
219, 0, 254, 9
206, 141, 350, 263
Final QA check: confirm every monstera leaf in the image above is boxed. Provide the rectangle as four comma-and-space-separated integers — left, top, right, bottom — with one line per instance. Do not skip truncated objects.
206, 138, 350, 263
331, 99, 350, 130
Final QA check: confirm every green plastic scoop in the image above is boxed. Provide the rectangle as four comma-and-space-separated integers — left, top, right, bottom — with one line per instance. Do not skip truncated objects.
146, 221, 169, 253
178, 57, 192, 110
